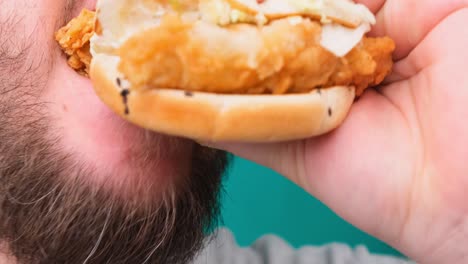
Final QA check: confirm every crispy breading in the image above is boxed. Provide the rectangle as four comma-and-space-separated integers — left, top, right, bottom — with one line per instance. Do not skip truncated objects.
55, 9, 95, 76
56, 9, 394, 96
118, 14, 394, 95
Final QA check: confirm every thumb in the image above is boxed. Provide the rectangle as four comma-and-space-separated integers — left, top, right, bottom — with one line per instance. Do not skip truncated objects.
201, 140, 308, 188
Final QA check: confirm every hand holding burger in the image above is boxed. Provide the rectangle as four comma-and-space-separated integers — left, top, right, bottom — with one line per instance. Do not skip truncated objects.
204, 1, 468, 263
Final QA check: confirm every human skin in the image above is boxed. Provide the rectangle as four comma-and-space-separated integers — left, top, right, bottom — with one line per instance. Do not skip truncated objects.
206, 1, 468, 263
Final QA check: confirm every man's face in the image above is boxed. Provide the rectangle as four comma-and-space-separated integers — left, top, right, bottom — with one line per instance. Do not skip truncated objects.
0, 1, 229, 263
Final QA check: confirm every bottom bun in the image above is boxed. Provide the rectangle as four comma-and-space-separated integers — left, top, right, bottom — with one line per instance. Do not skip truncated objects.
90, 54, 355, 142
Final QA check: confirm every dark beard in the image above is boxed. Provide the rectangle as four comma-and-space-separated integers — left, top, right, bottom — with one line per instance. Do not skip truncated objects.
0, 113, 230, 264
0, 15, 231, 264
0, 135, 226, 264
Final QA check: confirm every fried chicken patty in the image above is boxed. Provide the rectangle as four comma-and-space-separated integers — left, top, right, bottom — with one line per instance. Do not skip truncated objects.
118, 13, 394, 96
56, 8, 394, 96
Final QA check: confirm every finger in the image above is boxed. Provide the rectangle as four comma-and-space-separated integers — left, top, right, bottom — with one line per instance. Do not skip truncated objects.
368, 0, 468, 60
383, 7, 468, 86
202, 140, 307, 188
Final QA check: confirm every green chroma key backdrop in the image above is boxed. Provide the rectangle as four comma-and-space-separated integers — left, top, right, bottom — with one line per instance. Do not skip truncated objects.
220, 156, 403, 256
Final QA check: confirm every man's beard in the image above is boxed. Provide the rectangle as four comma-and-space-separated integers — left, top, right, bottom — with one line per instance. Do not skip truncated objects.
0, 37, 230, 264
0, 106, 230, 264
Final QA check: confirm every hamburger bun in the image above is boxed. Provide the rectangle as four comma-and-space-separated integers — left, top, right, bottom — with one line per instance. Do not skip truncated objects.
85, 0, 394, 142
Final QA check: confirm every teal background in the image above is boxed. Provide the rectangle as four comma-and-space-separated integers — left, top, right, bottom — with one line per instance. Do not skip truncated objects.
220, 157, 403, 256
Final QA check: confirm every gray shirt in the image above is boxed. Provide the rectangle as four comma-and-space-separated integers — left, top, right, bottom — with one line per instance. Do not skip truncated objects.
192, 229, 415, 264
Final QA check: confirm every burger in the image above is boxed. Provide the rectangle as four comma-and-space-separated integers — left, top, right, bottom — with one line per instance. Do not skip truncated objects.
56, 0, 395, 142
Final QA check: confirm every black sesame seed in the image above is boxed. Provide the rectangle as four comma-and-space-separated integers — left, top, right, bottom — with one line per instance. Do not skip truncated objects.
317, 88, 322, 95
184, 91, 194, 97
120, 89, 130, 98
120, 89, 130, 115
116, 78, 121, 87
328, 107, 332, 117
